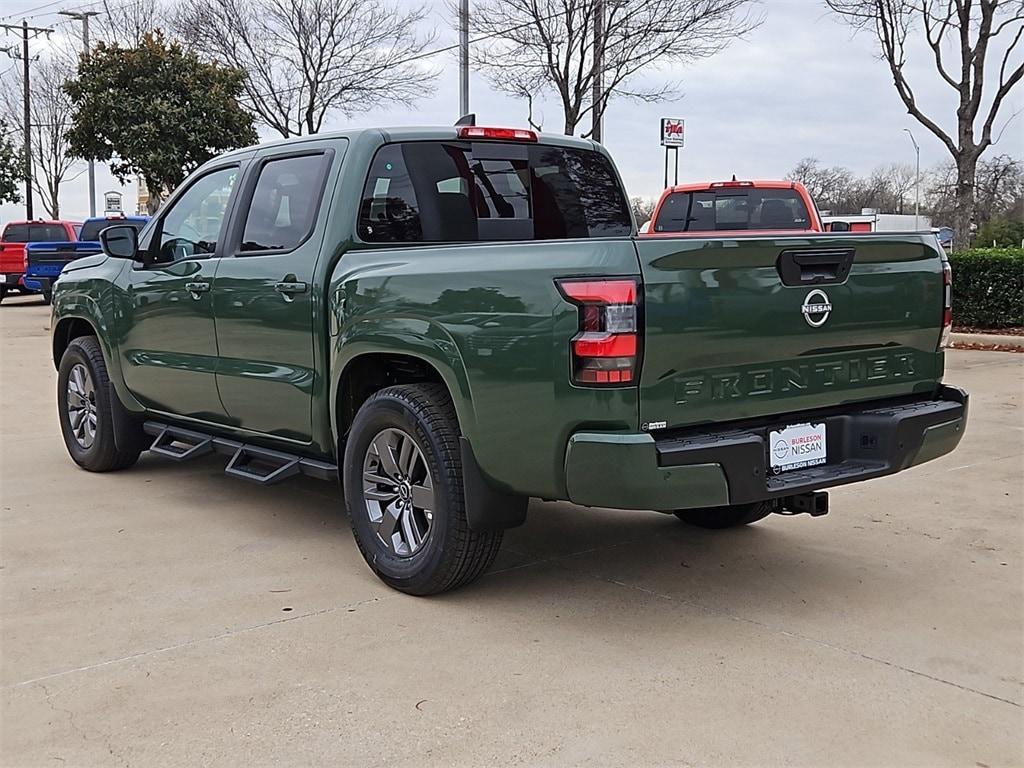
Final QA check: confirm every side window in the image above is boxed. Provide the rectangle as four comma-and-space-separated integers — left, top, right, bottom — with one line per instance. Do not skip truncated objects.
154, 166, 238, 263
240, 154, 331, 253
358, 144, 423, 242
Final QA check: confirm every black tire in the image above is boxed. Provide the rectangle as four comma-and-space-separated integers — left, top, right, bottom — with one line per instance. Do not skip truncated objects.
673, 500, 777, 529
343, 383, 502, 596
57, 336, 144, 472
0, 286, 6, 304
41, 288, 52, 305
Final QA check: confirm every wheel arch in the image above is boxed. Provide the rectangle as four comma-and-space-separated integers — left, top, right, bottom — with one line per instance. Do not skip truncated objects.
52, 316, 101, 370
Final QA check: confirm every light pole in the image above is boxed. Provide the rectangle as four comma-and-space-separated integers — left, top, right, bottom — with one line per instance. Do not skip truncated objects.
903, 128, 920, 231
458, 0, 469, 118
60, 9, 99, 217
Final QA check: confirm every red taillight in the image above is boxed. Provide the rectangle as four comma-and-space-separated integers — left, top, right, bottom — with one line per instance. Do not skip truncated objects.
557, 278, 639, 386
940, 260, 952, 348
458, 126, 538, 142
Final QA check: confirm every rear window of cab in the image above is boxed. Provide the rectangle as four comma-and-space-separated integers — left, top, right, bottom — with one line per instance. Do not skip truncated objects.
358, 141, 633, 242
653, 188, 811, 232
2, 223, 72, 242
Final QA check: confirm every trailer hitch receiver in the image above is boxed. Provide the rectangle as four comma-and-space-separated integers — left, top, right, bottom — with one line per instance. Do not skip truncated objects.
781, 491, 829, 517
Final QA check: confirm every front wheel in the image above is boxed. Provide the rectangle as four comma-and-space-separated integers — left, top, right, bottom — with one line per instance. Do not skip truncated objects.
57, 336, 144, 472
673, 500, 777, 529
343, 383, 502, 595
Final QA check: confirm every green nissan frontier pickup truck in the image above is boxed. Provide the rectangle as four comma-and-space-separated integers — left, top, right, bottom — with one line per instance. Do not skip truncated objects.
49, 123, 967, 594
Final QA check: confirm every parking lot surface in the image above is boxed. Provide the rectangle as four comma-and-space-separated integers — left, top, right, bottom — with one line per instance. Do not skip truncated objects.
1, 294, 1022, 767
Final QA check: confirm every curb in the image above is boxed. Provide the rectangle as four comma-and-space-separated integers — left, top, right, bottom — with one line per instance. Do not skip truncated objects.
949, 332, 1024, 350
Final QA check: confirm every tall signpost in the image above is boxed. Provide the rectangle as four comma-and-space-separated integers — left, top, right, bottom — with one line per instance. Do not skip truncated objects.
660, 118, 684, 188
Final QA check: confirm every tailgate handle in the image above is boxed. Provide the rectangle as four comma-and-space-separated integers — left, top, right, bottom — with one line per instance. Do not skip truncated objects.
777, 248, 854, 286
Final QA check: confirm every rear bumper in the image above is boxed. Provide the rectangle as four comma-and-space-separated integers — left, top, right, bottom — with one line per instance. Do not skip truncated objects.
22, 275, 53, 292
564, 385, 968, 510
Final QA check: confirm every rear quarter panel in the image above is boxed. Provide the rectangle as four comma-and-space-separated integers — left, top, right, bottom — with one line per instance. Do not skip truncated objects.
329, 239, 642, 499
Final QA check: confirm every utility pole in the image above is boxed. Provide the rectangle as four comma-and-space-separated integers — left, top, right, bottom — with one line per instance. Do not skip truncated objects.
903, 128, 920, 231
591, 0, 604, 143
458, 0, 469, 118
60, 10, 99, 217
0, 21, 52, 219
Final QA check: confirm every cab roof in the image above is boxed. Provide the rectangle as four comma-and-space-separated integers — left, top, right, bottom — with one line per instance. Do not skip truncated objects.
218, 125, 599, 158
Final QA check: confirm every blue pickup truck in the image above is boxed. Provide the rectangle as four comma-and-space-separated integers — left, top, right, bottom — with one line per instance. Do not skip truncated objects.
24, 215, 149, 303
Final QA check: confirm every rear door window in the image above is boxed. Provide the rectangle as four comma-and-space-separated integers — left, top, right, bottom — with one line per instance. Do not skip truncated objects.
653, 188, 811, 232
358, 141, 631, 243
239, 153, 332, 253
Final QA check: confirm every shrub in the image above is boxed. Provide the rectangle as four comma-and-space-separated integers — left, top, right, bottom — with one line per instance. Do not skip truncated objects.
949, 247, 1024, 329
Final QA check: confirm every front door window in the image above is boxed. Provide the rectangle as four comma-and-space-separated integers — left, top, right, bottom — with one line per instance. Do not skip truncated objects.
154, 167, 239, 263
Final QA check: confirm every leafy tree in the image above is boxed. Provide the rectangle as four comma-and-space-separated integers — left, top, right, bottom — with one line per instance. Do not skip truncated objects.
0, 120, 22, 206
64, 32, 257, 211
975, 216, 1024, 247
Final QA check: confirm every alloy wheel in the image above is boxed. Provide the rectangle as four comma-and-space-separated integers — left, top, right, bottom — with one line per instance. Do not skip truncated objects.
362, 427, 435, 557
66, 363, 97, 449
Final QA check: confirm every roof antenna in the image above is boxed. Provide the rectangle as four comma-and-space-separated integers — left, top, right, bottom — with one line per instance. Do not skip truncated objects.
731, 174, 738, 182
455, 113, 476, 127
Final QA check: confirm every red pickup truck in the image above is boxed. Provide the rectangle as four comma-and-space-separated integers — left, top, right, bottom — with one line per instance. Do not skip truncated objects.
643, 179, 823, 236
0, 220, 81, 302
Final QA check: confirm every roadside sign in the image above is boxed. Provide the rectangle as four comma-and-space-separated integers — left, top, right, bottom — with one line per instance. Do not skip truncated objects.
104, 191, 123, 214
660, 118, 685, 147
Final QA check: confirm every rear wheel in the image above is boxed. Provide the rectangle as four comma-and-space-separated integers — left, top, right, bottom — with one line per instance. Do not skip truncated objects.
673, 500, 777, 529
57, 336, 144, 472
41, 287, 52, 305
343, 383, 502, 595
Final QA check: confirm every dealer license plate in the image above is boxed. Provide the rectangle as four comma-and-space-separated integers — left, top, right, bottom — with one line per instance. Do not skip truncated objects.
769, 423, 827, 473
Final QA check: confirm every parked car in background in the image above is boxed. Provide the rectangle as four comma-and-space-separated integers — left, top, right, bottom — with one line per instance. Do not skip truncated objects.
1, 220, 81, 302
23, 215, 150, 304
644, 179, 822, 235
49, 125, 965, 595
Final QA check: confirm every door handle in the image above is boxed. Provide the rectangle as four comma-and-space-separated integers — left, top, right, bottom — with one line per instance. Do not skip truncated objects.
274, 280, 305, 296
185, 281, 210, 299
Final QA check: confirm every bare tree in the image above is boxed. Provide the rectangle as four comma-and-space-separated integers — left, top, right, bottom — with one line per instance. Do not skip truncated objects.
174, 0, 438, 138
786, 157, 860, 212
467, 0, 761, 137
825, 0, 1024, 243
94, 0, 171, 47
1, 59, 82, 219
630, 195, 656, 224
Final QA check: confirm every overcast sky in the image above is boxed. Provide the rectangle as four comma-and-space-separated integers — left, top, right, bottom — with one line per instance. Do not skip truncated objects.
1, 0, 1021, 222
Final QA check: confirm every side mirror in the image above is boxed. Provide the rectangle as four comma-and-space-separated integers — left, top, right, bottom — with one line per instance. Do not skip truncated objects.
100, 225, 140, 261
829, 221, 850, 233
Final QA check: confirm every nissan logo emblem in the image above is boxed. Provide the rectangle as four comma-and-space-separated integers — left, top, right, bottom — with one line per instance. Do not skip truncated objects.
801, 289, 832, 328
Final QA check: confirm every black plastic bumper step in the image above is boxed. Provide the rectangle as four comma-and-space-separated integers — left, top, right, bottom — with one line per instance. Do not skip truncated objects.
142, 421, 338, 484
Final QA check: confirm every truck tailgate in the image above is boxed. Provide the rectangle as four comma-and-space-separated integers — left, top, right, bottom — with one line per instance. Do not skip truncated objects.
634, 234, 945, 430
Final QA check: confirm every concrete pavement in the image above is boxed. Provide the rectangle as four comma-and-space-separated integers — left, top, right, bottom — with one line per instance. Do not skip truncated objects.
1, 293, 1021, 767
